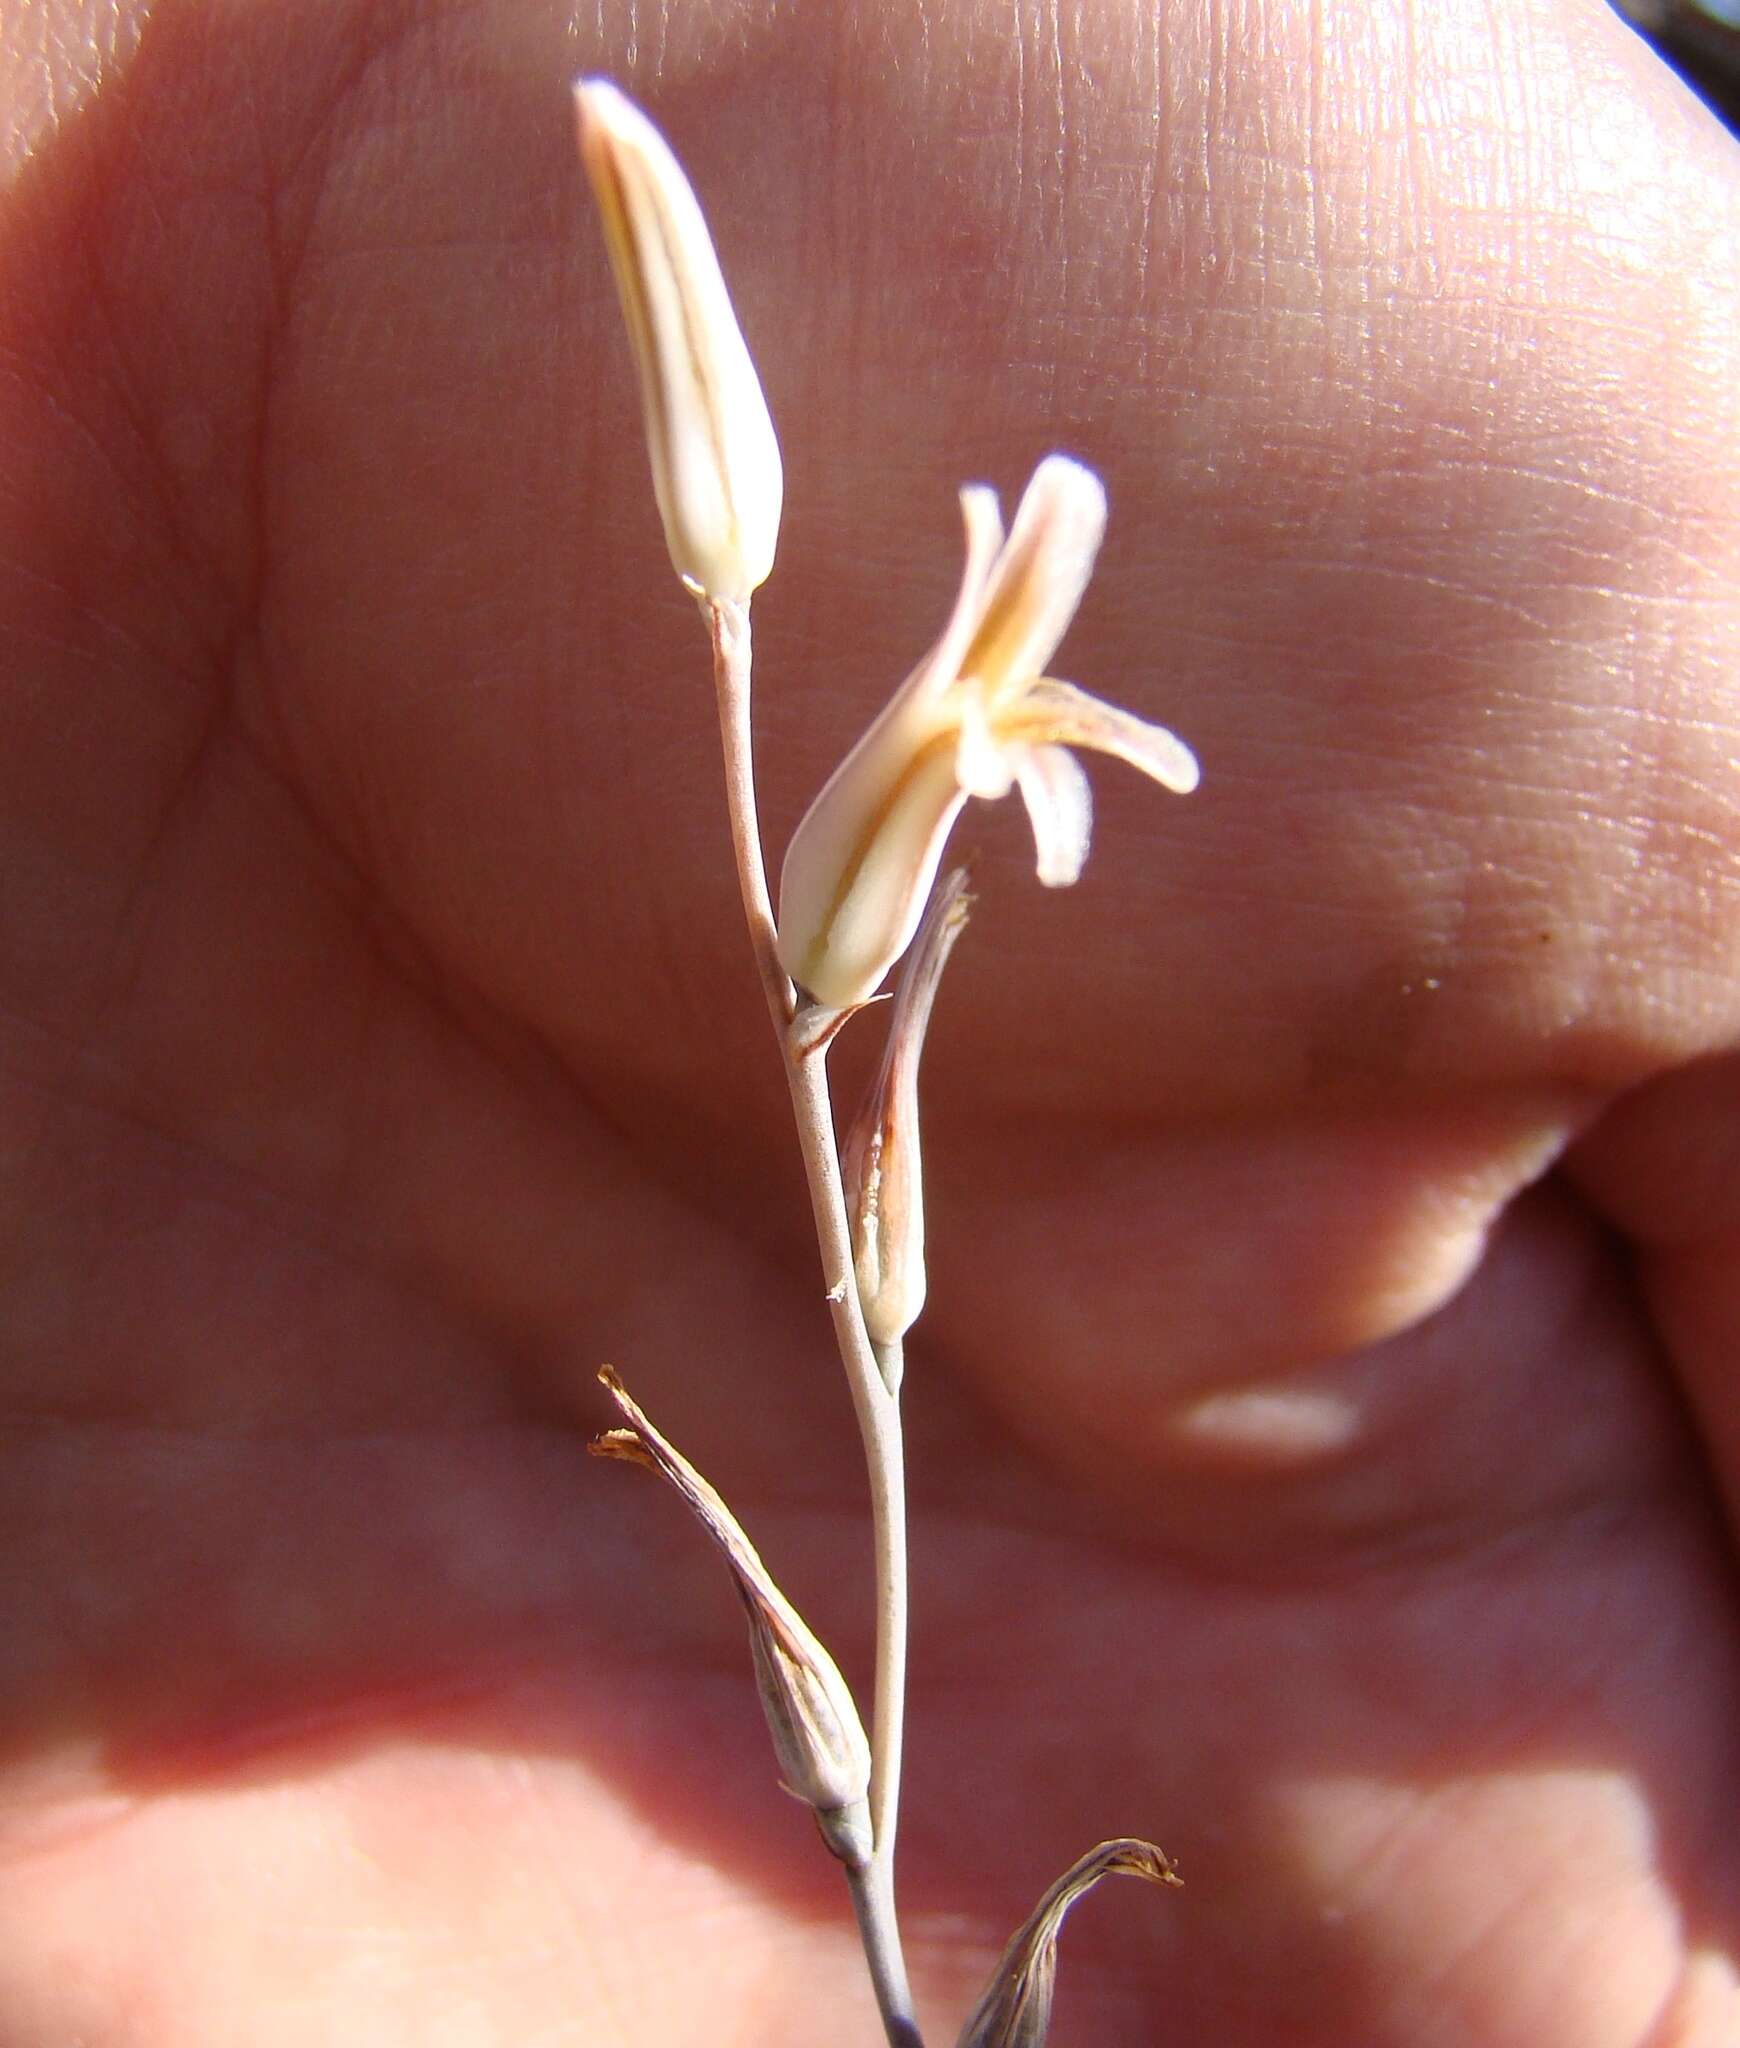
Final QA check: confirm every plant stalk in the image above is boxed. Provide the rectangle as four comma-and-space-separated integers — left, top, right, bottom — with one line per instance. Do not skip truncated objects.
706, 595, 922, 2048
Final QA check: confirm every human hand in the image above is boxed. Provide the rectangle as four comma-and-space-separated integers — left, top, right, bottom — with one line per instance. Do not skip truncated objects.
1, 2, 1736, 2041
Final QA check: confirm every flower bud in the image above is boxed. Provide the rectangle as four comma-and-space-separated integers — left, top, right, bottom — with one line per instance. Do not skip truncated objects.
843, 867, 973, 1350
574, 79, 783, 602
591, 1368, 872, 1863
956, 1839, 1182, 2048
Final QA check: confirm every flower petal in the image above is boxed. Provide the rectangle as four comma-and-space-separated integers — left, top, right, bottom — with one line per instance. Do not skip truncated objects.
922, 484, 1006, 701
1014, 743, 1093, 887
957, 456, 1106, 704
1015, 677, 1200, 794
778, 732, 969, 1007
774, 487, 1003, 1006
955, 687, 1016, 799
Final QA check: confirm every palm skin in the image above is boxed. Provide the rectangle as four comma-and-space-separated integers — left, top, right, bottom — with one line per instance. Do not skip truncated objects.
1, 0, 1738, 2040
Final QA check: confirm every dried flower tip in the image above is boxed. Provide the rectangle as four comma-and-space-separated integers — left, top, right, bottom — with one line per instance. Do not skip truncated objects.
843, 867, 973, 1349
574, 79, 783, 602
956, 1838, 1182, 2048
776, 455, 1197, 1008
591, 1367, 872, 1861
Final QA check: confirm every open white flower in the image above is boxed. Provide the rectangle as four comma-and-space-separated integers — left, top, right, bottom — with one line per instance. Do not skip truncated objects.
775, 455, 1198, 1008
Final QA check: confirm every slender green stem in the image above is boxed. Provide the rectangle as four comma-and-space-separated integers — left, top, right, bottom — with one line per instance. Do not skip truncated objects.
706, 596, 922, 2048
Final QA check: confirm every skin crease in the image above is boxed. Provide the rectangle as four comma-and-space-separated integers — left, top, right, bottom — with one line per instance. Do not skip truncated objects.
0, 0, 1737, 2038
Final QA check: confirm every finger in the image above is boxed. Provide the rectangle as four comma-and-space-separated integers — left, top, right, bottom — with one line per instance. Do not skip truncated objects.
1568, 1052, 1740, 1544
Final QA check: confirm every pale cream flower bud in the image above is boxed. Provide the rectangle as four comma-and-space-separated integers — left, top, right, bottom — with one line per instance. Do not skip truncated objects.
956, 1839, 1182, 2048
843, 868, 972, 1350
591, 1368, 872, 1864
574, 79, 783, 602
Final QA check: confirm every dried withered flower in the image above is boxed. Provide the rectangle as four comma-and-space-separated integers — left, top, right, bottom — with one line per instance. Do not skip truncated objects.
956, 1838, 1183, 2048
843, 867, 973, 1352
592, 1367, 872, 1864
